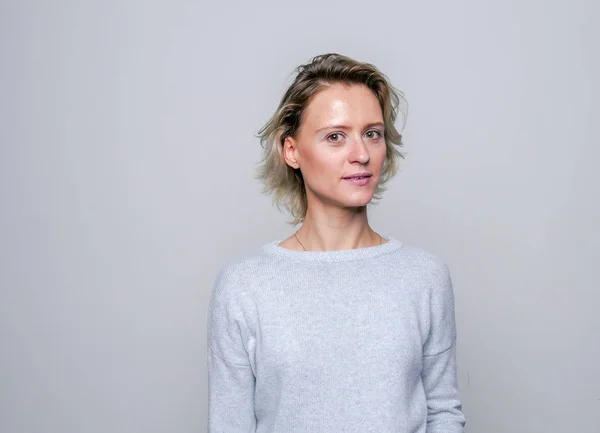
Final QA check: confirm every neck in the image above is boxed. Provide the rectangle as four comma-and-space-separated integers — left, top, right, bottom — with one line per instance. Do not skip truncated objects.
296, 203, 380, 251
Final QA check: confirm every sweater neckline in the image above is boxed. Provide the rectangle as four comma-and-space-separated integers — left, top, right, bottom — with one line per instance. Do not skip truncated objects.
261, 236, 403, 262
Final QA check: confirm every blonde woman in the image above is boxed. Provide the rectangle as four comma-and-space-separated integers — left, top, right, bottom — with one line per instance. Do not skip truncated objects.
207, 53, 465, 433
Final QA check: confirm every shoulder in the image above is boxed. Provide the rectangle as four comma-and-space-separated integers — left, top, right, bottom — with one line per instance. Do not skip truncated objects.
215, 243, 275, 281
210, 243, 275, 301
397, 244, 457, 308
391, 242, 450, 274
383, 242, 454, 297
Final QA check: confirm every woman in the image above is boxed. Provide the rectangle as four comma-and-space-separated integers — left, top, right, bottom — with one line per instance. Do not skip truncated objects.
207, 53, 466, 432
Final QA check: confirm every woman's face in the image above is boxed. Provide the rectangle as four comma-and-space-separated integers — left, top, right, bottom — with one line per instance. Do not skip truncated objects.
283, 83, 387, 211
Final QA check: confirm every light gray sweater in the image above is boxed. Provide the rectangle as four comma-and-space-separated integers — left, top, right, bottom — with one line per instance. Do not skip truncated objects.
207, 237, 466, 433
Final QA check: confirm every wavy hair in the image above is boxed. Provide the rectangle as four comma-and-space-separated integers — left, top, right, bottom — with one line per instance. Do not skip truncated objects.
256, 53, 407, 225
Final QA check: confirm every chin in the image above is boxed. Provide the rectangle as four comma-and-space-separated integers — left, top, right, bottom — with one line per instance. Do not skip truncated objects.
310, 186, 376, 210
341, 193, 375, 208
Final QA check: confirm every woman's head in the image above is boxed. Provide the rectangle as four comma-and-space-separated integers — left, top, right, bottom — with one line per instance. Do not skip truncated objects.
257, 53, 406, 225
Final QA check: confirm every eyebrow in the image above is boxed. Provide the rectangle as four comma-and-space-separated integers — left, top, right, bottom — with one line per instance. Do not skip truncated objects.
315, 122, 385, 133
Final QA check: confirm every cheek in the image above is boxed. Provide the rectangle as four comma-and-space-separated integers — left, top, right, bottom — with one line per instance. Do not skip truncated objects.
303, 150, 344, 177
373, 146, 387, 170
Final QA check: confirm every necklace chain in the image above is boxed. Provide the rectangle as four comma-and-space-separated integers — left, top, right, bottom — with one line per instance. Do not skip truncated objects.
294, 232, 307, 251
294, 232, 383, 251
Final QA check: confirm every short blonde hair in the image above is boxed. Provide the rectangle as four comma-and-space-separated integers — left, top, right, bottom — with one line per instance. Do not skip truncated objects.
256, 53, 407, 225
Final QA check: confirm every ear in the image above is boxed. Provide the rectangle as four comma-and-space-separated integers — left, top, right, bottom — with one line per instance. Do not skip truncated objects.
282, 136, 300, 169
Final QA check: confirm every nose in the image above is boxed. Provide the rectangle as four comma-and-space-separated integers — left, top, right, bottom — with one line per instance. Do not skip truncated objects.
348, 136, 370, 164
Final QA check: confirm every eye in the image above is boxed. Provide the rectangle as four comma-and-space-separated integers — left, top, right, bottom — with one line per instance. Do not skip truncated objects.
326, 133, 343, 142
365, 129, 383, 140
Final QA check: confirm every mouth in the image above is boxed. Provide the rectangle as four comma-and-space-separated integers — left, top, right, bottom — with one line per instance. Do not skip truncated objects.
342, 173, 372, 180
342, 173, 373, 186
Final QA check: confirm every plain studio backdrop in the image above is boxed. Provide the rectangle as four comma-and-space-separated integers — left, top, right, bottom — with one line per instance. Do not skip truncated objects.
1, 0, 598, 432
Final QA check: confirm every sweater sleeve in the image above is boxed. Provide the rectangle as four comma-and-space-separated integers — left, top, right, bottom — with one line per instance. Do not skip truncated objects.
421, 263, 466, 432
206, 267, 256, 433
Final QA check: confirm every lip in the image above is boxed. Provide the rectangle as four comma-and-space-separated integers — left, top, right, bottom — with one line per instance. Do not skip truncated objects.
342, 172, 373, 186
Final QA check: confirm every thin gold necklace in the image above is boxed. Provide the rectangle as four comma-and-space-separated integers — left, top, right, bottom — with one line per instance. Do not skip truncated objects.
294, 232, 383, 251
294, 232, 307, 251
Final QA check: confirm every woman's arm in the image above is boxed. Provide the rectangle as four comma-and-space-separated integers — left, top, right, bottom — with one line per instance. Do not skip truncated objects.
207, 267, 256, 432
421, 262, 466, 432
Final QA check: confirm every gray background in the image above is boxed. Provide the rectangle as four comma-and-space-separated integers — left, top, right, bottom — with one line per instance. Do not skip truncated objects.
1, 0, 598, 432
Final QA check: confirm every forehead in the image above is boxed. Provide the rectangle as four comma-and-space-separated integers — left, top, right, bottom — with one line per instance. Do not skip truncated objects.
301, 83, 383, 128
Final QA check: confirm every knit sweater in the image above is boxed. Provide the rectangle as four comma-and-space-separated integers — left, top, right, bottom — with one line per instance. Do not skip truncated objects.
207, 237, 466, 433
